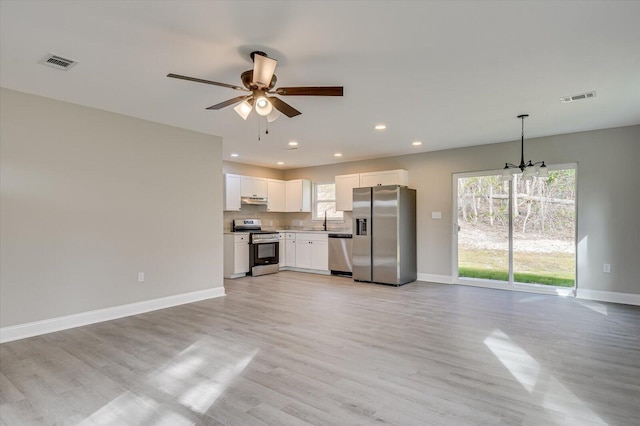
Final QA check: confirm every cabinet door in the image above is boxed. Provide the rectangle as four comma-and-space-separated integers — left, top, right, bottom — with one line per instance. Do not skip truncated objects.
311, 241, 329, 271
295, 240, 313, 269
360, 170, 408, 187
278, 233, 285, 269
253, 178, 268, 198
285, 179, 311, 212
358, 172, 378, 188
241, 176, 268, 198
224, 174, 241, 211
234, 242, 249, 273
285, 239, 296, 267
267, 179, 286, 212
335, 174, 360, 211
285, 180, 302, 212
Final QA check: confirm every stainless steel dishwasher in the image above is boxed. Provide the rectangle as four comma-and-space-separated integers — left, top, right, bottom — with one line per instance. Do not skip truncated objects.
328, 233, 353, 277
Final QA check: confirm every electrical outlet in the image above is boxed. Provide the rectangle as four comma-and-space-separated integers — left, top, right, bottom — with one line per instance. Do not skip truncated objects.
602, 264, 611, 274
138, 272, 145, 282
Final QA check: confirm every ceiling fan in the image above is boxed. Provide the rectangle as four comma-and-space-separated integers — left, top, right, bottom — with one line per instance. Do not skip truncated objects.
167, 51, 343, 121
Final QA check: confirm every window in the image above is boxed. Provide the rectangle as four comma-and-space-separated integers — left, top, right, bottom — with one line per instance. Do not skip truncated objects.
314, 182, 343, 221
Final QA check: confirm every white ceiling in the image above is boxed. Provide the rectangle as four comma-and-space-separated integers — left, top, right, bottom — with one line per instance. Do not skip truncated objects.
2, 1, 639, 169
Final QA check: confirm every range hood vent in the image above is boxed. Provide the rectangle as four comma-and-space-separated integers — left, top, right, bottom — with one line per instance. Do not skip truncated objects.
39, 53, 78, 71
241, 196, 268, 206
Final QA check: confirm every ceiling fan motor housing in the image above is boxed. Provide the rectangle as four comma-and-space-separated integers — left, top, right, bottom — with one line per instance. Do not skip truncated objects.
241, 70, 277, 90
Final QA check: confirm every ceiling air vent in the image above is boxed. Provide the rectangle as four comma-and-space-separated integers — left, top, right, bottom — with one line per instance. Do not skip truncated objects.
39, 53, 78, 71
561, 91, 596, 103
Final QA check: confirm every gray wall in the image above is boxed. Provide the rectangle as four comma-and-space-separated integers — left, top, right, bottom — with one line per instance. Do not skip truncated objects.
284, 125, 640, 296
0, 89, 224, 327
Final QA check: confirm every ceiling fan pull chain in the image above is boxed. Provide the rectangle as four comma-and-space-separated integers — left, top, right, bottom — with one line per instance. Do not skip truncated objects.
265, 118, 269, 135
258, 119, 261, 141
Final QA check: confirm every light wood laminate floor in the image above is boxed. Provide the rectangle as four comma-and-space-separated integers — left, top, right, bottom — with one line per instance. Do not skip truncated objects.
1, 272, 639, 425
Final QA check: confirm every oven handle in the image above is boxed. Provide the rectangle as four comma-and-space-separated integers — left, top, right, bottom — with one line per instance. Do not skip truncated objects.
251, 239, 280, 244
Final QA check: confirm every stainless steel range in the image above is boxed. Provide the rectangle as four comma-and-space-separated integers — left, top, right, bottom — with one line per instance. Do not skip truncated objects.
232, 219, 279, 276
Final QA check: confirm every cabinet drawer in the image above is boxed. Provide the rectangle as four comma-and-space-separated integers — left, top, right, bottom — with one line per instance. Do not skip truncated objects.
296, 233, 328, 242
285, 233, 297, 240
234, 234, 249, 243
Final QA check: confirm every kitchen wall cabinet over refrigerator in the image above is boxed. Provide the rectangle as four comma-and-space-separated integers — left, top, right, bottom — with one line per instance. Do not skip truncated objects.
286, 179, 311, 212
359, 169, 408, 188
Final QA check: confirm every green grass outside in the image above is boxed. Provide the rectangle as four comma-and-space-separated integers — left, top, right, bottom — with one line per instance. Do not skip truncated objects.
458, 248, 575, 287
458, 267, 575, 287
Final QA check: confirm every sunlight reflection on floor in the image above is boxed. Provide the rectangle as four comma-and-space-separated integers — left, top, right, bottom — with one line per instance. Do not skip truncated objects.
577, 300, 608, 316
484, 329, 607, 425
78, 338, 259, 423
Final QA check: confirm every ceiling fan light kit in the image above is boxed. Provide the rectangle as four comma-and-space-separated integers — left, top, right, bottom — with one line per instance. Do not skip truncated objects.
501, 114, 548, 181
167, 50, 343, 123
233, 101, 253, 120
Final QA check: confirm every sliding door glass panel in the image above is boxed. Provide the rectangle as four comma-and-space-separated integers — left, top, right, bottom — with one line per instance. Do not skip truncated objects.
457, 175, 510, 281
512, 169, 576, 287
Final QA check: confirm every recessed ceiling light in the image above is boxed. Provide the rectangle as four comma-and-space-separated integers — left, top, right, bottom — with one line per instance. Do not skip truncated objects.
374, 124, 387, 130
230, 153, 239, 157
334, 153, 343, 157
412, 141, 422, 146
288, 141, 298, 146
277, 161, 284, 165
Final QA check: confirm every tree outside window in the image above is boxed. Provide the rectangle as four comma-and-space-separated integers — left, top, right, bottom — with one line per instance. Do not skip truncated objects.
314, 183, 343, 220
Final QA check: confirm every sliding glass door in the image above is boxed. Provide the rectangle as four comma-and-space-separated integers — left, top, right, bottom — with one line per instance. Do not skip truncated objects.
454, 166, 576, 292
456, 173, 510, 282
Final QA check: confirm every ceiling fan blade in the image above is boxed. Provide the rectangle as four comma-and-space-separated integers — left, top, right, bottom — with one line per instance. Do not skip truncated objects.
252, 54, 277, 88
275, 86, 343, 96
206, 95, 252, 110
269, 97, 301, 118
167, 73, 248, 91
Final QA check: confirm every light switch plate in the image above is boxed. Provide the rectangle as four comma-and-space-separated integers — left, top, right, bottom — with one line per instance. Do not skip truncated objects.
432, 212, 442, 219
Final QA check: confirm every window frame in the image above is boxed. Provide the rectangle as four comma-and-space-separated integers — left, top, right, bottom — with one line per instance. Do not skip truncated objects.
312, 181, 344, 222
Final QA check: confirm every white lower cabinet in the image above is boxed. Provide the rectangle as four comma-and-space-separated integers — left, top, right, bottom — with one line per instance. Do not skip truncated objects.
285, 233, 296, 267
294, 233, 329, 272
278, 232, 285, 269
224, 234, 250, 278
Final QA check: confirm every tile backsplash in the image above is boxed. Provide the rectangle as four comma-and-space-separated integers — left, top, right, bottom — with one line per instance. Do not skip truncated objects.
223, 206, 352, 232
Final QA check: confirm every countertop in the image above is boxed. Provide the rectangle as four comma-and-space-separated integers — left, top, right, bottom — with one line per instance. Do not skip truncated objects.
224, 230, 352, 235
277, 229, 352, 234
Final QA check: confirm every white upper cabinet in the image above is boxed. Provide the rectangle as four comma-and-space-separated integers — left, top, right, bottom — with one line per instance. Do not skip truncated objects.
267, 179, 286, 212
223, 174, 242, 211
359, 169, 408, 188
241, 176, 268, 198
335, 173, 361, 212
334, 170, 409, 211
285, 179, 311, 212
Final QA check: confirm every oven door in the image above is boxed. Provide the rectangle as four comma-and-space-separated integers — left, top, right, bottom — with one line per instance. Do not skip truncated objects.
251, 241, 279, 266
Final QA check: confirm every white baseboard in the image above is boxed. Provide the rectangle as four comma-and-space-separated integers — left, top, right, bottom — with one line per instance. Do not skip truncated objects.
0, 286, 226, 344
576, 289, 640, 306
416, 273, 453, 284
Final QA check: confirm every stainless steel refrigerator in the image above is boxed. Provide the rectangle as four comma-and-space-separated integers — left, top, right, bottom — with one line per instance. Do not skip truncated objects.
352, 185, 417, 285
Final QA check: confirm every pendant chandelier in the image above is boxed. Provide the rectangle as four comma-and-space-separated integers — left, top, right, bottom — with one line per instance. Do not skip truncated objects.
501, 114, 548, 181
